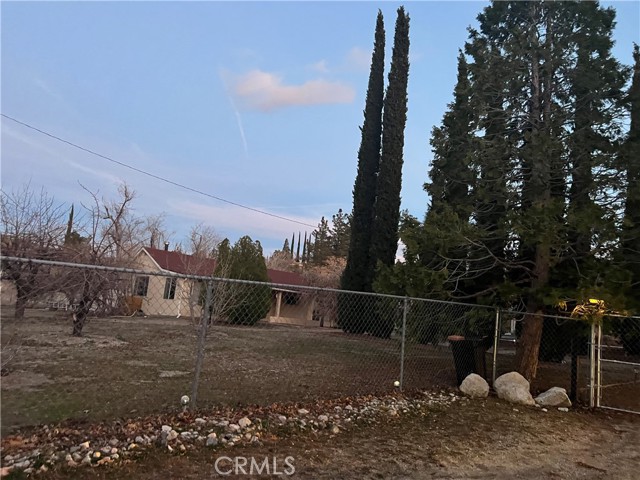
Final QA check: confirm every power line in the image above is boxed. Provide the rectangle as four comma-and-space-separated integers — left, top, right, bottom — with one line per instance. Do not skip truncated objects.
1, 113, 317, 229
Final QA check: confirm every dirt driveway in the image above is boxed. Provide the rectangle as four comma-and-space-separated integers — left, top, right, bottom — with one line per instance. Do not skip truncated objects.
32, 397, 639, 480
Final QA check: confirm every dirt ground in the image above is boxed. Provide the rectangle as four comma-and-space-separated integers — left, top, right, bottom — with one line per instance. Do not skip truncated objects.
2, 309, 639, 433
29, 397, 640, 480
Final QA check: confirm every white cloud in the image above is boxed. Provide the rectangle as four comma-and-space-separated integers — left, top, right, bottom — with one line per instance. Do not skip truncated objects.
172, 200, 319, 241
231, 69, 355, 112
309, 60, 330, 74
346, 46, 372, 72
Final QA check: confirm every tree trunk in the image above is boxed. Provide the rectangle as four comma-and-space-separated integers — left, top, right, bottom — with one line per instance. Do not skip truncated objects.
14, 295, 27, 320
72, 301, 91, 337
516, 311, 544, 381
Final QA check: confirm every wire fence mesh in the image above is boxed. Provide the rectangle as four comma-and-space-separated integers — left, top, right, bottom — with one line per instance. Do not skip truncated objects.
597, 315, 640, 413
2, 256, 639, 434
493, 311, 593, 404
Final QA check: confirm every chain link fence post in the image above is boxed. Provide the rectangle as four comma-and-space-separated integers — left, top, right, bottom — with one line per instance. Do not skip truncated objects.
491, 307, 501, 385
191, 279, 213, 409
399, 296, 408, 390
589, 320, 597, 408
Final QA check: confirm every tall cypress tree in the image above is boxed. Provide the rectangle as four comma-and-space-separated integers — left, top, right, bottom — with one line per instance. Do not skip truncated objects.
370, 7, 410, 271
341, 10, 385, 293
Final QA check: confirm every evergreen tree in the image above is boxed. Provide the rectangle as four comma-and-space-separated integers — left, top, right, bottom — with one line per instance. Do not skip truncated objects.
330, 208, 351, 258
215, 236, 271, 325
370, 7, 410, 273
341, 10, 385, 294
296, 232, 301, 262
291, 233, 295, 258
622, 44, 640, 302
282, 238, 291, 256
312, 216, 332, 265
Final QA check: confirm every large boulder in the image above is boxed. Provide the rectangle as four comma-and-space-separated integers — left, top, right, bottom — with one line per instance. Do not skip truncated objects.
494, 372, 535, 406
535, 387, 572, 407
459, 373, 490, 398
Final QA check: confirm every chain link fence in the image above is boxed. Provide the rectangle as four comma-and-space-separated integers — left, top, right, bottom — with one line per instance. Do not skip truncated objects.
493, 311, 593, 404
2, 256, 639, 434
596, 315, 640, 414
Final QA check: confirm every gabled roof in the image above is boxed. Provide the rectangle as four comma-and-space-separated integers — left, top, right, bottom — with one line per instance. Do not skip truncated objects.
143, 247, 217, 276
141, 247, 305, 286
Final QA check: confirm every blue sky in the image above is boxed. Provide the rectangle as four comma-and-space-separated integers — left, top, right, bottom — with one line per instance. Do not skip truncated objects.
2, 1, 639, 255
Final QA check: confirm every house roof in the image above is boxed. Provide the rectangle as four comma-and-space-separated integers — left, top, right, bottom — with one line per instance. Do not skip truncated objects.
143, 247, 217, 276
141, 247, 305, 286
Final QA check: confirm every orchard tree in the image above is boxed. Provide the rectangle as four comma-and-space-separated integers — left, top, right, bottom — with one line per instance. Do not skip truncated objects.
0, 183, 66, 319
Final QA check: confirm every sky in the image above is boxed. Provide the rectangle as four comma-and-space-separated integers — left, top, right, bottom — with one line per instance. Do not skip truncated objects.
2, 1, 639, 255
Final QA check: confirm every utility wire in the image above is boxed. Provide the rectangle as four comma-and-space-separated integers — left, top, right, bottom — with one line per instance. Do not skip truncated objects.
1, 113, 316, 228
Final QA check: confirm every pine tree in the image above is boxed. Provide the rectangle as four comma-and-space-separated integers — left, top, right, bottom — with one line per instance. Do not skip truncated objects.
341, 10, 385, 294
291, 233, 295, 258
330, 209, 351, 258
296, 232, 301, 262
312, 216, 332, 265
622, 44, 640, 302
282, 238, 291, 255
369, 7, 410, 274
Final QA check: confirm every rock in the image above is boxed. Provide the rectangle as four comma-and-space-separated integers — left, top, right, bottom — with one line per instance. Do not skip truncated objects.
69, 446, 81, 454
161, 425, 172, 433
276, 415, 287, 424
194, 418, 206, 425
542, 408, 548, 412
110, 448, 118, 455
109, 438, 119, 447
318, 415, 329, 423
206, 432, 218, 447
93, 451, 101, 459
459, 373, 490, 398
111, 453, 120, 460
217, 420, 229, 428
494, 372, 535, 406
558, 407, 569, 412
101, 446, 112, 455
180, 431, 192, 439
238, 417, 252, 429
79, 441, 90, 450
298, 409, 309, 415
179, 445, 186, 453
330, 425, 340, 435
81, 455, 92, 466
135, 436, 145, 444
64, 454, 73, 463
227, 424, 241, 433
24, 468, 34, 475
535, 387, 572, 407
166, 430, 178, 442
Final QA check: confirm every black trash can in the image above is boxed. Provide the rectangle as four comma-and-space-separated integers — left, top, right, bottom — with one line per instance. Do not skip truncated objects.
448, 335, 489, 386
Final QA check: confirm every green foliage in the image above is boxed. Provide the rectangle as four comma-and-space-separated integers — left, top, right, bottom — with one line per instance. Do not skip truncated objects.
342, 10, 385, 295
215, 236, 271, 326
369, 6, 410, 271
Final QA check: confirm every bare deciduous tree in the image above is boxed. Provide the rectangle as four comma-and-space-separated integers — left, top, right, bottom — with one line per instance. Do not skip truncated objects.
0, 182, 66, 319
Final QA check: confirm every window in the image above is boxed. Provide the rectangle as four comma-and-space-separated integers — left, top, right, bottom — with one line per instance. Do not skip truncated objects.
283, 292, 299, 305
134, 276, 149, 297
163, 277, 177, 300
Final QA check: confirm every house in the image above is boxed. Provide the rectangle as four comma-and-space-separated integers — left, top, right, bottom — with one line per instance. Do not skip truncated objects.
133, 246, 317, 326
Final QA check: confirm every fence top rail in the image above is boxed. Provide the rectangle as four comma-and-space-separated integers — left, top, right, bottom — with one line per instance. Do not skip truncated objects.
0, 255, 501, 310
